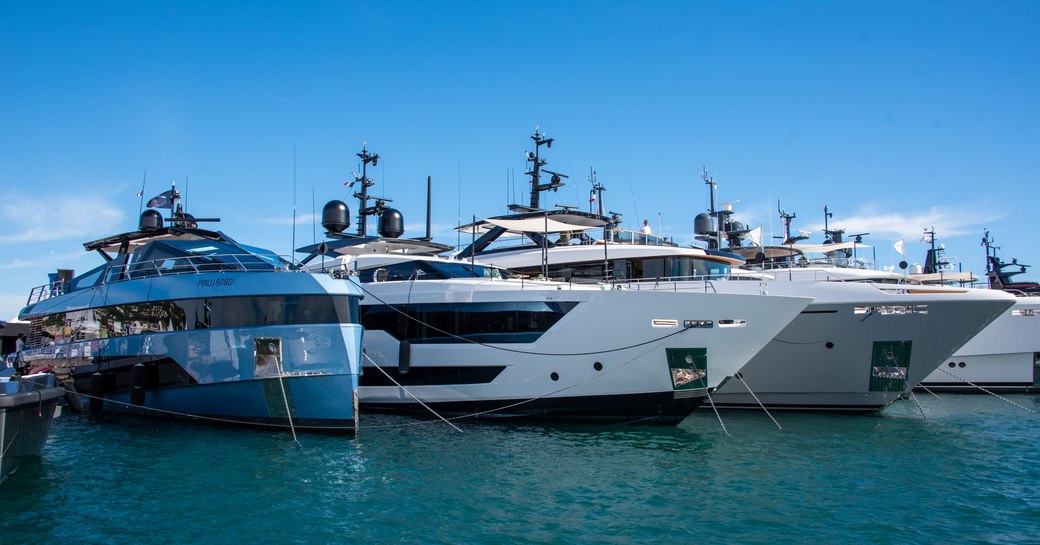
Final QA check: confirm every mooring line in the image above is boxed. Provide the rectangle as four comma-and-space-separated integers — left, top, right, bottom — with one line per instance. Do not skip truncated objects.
364, 352, 463, 432
908, 390, 927, 419
353, 279, 693, 356
939, 368, 1036, 414
705, 391, 730, 437
361, 330, 682, 428
735, 373, 782, 430
274, 358, 299, 444
918, 384, 941, 399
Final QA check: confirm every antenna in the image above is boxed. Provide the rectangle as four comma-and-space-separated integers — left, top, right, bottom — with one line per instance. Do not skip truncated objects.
702, 166, 716, 214
138, 170, 147, 215
292, 145, 297, 257
425, 175, 432, 241
352, 143, 380, 236
589, 168, 605, 216
700, 167, 722, 249
526, 128, 558, 209
822, 205, 846, 243
776, 200, 808, 245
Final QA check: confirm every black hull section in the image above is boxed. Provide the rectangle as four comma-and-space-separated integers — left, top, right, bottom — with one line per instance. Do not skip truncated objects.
361, 391, 703, 426
915, 382, 1040, 394
700, 402, 888, 414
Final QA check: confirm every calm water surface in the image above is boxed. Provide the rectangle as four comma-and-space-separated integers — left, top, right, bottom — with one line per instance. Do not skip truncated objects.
3, 394, 1039, 544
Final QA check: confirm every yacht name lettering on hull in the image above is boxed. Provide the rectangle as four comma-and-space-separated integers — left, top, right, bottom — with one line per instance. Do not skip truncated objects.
197, 278, 235, 288
854, 305, 928, 316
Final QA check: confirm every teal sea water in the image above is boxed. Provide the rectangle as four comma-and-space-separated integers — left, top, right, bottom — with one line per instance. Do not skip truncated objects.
3, 394, 1039, 544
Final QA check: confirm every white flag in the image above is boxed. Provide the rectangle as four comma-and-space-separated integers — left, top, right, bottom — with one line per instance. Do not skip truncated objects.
747, 226, 763, 246
893, 239, 905, 256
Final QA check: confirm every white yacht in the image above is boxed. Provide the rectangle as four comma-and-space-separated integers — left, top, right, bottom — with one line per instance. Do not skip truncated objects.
296, 144, 810, 424
916, 231, 1040, 392
456, 145, 1014, 412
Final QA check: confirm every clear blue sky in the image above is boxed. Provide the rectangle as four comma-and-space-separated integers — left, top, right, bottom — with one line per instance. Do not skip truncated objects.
2, 1, 1038, 320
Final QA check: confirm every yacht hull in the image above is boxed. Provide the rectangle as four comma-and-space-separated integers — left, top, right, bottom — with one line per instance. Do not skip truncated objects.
474, 244, 1015, 413
20, 272, 364, 433
918, 297, 1040, 392
80, 374, 360, 431
356, 280, 810, 424
0, 375, 64, 483
701, 283, 1014, 411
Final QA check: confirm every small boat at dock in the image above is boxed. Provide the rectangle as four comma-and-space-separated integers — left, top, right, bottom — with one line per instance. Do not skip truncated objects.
1, 372, 64, 483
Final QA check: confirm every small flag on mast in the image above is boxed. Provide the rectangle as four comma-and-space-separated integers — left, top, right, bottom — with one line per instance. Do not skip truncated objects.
746, 226, 763, 246
147, 190, 175, 209
136, 190, 143, 197
893, 239, 905, 256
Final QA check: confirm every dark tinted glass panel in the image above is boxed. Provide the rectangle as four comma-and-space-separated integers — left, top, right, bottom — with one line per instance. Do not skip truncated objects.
358, 260, 511, 283
521, 256, 731, 282
360, 301, 577, 343
360, 366, 506, 386
28, 295, 358, 346
68, 262, 108, 291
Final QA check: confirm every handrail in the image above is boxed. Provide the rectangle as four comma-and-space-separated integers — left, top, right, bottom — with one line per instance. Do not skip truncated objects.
24, 253, 299, 306
108, 252, 295, 282
606, 228, 673, 247
756, 256, 878, 271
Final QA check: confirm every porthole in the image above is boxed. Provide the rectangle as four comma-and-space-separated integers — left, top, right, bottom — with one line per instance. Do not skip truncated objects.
593, 362, 603, 371
550, 372, 560, 381
825, 342, 834, 349
959, 362, 966, 368
948, 362, 956, 368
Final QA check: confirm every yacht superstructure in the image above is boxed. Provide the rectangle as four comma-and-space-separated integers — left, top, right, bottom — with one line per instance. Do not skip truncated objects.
17, 185, 365, 432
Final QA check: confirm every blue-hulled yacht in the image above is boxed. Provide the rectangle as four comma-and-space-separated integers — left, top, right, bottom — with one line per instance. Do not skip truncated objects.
16, 184, 365, 433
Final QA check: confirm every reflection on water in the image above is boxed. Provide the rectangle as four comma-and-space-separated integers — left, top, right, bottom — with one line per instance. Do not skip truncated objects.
2, 396, 1039, 544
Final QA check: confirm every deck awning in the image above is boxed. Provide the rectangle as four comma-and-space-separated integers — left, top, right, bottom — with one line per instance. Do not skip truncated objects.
781, 241, 872, 254
458, 216, 596, 235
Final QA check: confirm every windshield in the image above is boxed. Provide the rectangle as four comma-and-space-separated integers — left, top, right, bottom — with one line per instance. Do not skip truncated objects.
358, 260, 512, 283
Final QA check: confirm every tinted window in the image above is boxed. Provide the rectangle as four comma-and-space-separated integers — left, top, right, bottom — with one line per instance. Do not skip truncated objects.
28, 295, 358, 346
360, 301, 576, 343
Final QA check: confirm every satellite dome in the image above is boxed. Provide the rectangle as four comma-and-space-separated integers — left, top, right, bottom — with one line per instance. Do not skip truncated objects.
694, 213, 714, 235
378, 208, 404, 239
322, 200, 350, 234
139, 209, 163, 231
